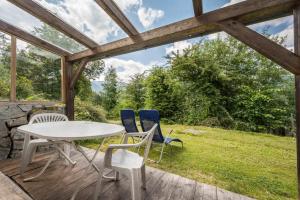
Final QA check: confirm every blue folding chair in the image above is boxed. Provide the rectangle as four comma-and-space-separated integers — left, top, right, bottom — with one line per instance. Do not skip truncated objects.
139, 110, 183, 163
120, 109, 139, 133
120, 109, 142, 144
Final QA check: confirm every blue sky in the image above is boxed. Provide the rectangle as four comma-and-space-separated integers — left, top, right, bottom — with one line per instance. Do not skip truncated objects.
0, 0, 294, 82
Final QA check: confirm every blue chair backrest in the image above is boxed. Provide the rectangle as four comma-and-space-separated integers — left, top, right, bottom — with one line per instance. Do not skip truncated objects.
120, 109, 139, 133
139, 110, 164, 143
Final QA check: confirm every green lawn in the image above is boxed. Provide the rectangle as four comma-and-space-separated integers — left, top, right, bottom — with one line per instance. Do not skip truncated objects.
80, 123, 296, 200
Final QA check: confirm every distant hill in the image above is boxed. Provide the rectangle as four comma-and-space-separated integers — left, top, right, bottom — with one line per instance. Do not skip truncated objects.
91, 80, 127, 93
91, 81, 104, 93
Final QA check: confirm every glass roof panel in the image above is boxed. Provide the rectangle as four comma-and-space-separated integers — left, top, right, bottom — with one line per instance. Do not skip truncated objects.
202, 0, 246, 13
0, 1, 86, 53
33, 0, 127, 44
114, 0, 194, 32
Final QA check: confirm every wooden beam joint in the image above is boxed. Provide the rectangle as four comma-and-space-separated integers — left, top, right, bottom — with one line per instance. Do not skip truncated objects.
218, 19, 300, 75
70, 58, 89, 89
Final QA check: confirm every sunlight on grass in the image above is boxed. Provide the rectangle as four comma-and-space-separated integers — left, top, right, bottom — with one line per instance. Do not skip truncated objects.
80, 124, 296, 200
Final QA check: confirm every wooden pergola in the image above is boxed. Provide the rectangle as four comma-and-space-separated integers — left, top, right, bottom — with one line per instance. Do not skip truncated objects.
1, 0, 300, 198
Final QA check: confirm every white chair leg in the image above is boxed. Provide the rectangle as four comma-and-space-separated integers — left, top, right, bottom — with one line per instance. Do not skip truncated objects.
141, 165, 146, 190
21, 143, 36, 176
29, 146, 37, 163
157, 143, 166, 163
63, 143, 71, 165
130, 169, 142, 200
20, 134, 30, 176
93, 168, 104, 200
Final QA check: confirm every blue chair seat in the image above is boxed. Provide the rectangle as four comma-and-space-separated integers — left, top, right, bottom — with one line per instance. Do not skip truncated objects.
139, 109, 183, 162
164, 137, 183, 145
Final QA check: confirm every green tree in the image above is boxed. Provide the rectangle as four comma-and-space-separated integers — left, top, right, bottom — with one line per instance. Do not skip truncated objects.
122, 73, 146, 111
145, 67, 181, 120
101, 66, 118, 115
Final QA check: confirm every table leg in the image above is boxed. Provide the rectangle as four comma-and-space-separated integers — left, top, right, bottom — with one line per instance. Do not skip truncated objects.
23, 152, 58, 182
70, 139, 105, 200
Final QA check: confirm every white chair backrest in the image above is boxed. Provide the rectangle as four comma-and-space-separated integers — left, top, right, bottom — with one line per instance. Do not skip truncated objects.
138, 123, 158, 163
29, 113, 68, 124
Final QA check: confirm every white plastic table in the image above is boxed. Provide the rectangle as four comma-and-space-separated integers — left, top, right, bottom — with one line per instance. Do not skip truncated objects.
17, 121, 125, 199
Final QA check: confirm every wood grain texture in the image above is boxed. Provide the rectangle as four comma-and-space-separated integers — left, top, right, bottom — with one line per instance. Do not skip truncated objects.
7, 0, 98, 49
218, 20, 300, 74
294, 5, 300, 200
67, 0, 298, 62
0, 148, 255, 200
10, 36, 17, 102
0, 172, 33, 200
70, 58, 89, 89
95, 0, 139, 37
193, 0, 203, 16
0, 19, 70, 56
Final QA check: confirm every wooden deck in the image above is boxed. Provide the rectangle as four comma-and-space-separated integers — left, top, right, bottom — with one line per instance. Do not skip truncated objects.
0, 148, 254, 200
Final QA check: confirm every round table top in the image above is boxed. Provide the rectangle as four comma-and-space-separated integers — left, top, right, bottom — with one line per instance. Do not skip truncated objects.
17, 121, 125, 140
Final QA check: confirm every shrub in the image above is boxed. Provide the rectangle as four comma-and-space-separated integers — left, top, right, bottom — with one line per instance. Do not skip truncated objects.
75, 97, 107, 122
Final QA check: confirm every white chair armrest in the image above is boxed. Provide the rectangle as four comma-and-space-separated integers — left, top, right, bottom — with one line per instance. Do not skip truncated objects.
126, 132, 148, 137
108, 143, 139, 150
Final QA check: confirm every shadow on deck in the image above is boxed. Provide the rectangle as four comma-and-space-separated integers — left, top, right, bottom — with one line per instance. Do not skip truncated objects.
0, 148, 254, 200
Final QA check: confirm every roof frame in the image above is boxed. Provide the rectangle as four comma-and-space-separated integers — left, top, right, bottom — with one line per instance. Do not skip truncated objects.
0, 19, 71, 56
7, 0, 99, 49
67, 0, 299, 65
95, 0, 139, 38
193, 0, 203, 16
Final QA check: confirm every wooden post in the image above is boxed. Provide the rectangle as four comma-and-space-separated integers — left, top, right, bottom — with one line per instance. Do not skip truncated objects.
10, 36, 16, 102
294, 5, 300, 200
62, 57, 75, 120
61, 57, 66, 103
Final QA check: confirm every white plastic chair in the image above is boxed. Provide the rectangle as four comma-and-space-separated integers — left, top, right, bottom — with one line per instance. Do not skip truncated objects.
20, 113, 72, 175
93, 124, 158, 200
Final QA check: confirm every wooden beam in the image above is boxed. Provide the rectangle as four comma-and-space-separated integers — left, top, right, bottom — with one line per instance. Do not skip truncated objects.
193, 0, 203, 16
95, 0, 139, 37
10, 36, 16, 102
0, 19, 70, 56
70, 58, 89, 89
62, 58, 75, 120
61, 57, 67, 103
294, 5, 300, 200
218, 20, 300, 74
67, 0, 298, 62
8, 0, 99, 49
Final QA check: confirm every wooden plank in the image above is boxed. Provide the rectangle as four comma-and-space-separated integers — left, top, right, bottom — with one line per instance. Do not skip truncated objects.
10, 36, 17, 102
193, 0, 203, 16
202, 183, 217, 200
218, 20, 300, 74
63, 59, 75, 120
70, 58, 89, 89
67, 0, 298, 61
169, 176, 197, 200
0, 149, 255, 200
145, 171, 180, 200
294, 5, 300, 200
0, 172, 33, 200
95, 0, 139, 37
0, 19, 70, 56
61, 57, 66, 103
8, 0, 98, 49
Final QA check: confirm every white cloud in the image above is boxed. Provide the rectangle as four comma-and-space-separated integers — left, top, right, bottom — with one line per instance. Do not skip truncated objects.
35, 0, 125, 44
101, 58, 152, 82
165, 41, 192, 55
0, 1, 42, 32
115, 0, 142, 12
275, 25, 294, 51
250, 16, 293, 32
222, 0, 246, 7
137, 7, 164, 28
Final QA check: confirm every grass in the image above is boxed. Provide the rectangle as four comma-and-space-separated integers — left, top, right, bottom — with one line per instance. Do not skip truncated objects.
80, 123, 296, 200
